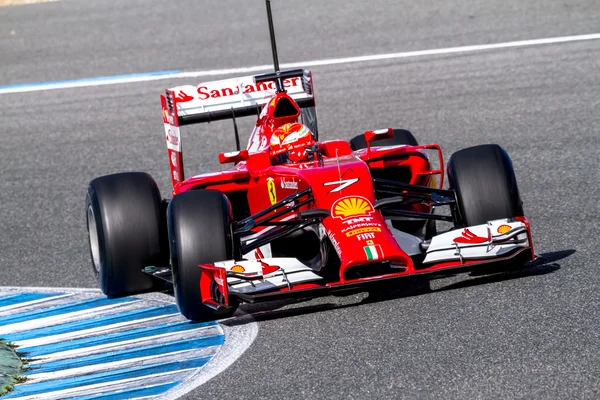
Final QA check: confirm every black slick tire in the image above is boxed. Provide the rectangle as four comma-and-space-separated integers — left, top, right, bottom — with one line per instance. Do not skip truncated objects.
86, 172, 166, 297
448, 144, 524, 226
168, 190, 237, 321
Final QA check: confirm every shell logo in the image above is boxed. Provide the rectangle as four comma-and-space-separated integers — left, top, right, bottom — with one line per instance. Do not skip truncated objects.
230, 265, 246, 273
332, 196, 374, 219
497, 224, 512, 234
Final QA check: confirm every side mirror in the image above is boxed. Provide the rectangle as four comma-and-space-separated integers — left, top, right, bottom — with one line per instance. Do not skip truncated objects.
364, 128, 393, 144
364, 128, 393, 154
219, 149, 249, 164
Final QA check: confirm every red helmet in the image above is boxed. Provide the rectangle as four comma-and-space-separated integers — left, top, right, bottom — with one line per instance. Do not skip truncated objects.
269, 123, 316, 164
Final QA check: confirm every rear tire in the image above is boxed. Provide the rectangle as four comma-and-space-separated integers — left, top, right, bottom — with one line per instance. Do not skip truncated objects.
86, 172, 166, 297
349, 128, 418, 150
168, 190, 237, 321
448, 144, 524, 226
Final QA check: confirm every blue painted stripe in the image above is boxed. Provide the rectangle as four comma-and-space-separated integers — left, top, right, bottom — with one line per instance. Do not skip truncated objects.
0, 292, 62, 308
0, 296, 133, 326
4, 304, 179, 342
25, 334, 224, 375
4, 356, 212, 398
21, 319, 216, 357
0, 70, 181, 91
67, 381, 181, 400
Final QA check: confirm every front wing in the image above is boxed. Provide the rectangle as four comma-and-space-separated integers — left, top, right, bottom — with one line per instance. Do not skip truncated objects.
195, 218, 534, 309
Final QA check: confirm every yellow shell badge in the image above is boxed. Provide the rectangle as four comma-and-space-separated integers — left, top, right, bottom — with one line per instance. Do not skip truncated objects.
497, 224, 512, 234
332, 196, 374, 219
267, 178, 277, 205
230, 265, 246, 273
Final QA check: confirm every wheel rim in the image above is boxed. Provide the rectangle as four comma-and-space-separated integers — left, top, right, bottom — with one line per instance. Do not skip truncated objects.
87, 205, 101, 274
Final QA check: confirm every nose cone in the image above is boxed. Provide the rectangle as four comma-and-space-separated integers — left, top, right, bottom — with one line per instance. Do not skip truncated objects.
301, 156, 414, 280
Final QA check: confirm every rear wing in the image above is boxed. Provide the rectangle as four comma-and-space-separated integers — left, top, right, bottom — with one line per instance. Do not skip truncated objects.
162, 69, 315, 126
160, 69, 316, 188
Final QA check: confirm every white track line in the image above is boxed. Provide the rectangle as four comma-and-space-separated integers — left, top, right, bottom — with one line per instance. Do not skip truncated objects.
26, 347, 219, 383
0, 293, 74, 314
16, 313, 181, 348
7, 370, 189, 400
1, 33, 599, 94
0, 0, 61, 6
0, 300, 143, 334
28, 325, 223, 363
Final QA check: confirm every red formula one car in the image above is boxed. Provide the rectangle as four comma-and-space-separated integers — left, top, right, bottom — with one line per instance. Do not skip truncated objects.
85, 2, 535, 321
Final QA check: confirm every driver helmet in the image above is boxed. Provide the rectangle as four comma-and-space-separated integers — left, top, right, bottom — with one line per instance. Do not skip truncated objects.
269, 123, 316, 164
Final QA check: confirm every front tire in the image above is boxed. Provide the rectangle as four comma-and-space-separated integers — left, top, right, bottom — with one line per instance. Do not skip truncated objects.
86, 172, 166, 297
168, 190, 237, 321
448, 144, 524, 226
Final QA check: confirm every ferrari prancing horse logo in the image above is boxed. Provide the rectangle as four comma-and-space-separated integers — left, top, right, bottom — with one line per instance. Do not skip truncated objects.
267, 177, 277, 205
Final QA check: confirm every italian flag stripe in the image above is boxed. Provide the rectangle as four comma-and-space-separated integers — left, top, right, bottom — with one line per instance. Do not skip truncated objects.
364, 245, 382, 260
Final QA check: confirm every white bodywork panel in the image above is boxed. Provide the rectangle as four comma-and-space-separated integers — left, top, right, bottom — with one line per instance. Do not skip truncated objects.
169, 75, 311, 118
242, 244, 273, 260
214, 258, 322, 294
424, 219, 529, 264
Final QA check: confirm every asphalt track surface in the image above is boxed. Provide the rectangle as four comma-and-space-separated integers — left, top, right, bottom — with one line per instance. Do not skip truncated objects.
1, 0, 599, 398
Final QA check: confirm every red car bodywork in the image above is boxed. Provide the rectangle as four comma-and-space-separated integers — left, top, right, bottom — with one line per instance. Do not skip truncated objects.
159, 72, 534, 309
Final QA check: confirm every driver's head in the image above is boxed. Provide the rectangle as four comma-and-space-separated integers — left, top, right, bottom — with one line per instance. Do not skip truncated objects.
269, 123, 316, 164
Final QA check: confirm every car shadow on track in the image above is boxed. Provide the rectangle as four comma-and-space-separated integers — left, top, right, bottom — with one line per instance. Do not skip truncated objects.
362, 249, 573, 303
223, 250, 574, 325
226, 301, 358, 326
428, 249, 573, 294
